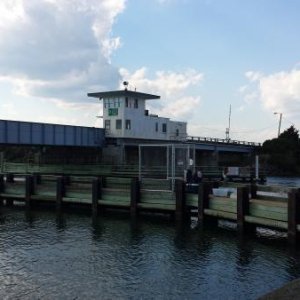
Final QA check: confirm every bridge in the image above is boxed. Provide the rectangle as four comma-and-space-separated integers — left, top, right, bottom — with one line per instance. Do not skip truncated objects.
187, 136, 261, 147
0, 119, 261, 167
0, 119, 105, 147
186, 136, 260, 153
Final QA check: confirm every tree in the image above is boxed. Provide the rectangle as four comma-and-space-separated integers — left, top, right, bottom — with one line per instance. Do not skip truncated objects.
262, 125, 300, 175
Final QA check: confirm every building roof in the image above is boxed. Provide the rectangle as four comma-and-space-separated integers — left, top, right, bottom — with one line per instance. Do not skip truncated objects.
87, 89, 160, 100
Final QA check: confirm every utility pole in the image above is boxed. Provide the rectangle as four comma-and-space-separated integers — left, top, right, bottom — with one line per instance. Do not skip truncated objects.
274, 112, 283, 137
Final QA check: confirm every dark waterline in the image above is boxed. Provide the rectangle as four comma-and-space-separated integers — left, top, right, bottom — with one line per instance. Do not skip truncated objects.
1, 177, 300, 299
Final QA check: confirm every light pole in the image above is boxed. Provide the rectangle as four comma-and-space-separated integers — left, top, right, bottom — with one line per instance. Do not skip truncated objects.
274, 112, 282, 137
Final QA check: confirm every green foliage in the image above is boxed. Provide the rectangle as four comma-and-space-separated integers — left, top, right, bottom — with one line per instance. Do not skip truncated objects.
262, 126, 300, 175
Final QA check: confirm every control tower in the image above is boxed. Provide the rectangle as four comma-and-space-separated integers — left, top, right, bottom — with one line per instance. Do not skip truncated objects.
88, 84, 187, 141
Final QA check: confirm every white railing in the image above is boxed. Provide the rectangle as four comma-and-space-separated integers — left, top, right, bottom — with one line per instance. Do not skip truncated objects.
186, 136, 261, 147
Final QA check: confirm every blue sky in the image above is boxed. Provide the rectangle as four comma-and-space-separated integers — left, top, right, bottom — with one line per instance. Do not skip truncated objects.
0, 0, 300, 142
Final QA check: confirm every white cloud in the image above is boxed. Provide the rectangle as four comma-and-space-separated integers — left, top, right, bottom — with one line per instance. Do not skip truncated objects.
244, 91, 258, 104
259, 70, 300, 114
0, 0, 125, 103
240, 66, 300, 129
245, 71, 263, 82
119, 67, 203, 120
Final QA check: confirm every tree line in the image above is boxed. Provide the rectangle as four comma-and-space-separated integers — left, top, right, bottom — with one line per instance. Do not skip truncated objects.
261, 125, 300, 175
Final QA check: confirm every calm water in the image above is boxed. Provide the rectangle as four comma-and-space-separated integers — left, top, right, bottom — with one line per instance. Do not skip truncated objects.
1, 177, 300, 299
267, 177, 300, 187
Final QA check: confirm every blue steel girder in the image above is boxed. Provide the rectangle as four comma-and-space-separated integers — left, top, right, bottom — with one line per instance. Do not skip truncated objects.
0, 119, 105, 147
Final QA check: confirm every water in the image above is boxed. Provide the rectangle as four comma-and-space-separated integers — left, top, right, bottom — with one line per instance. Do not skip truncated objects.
1, 177, 300, 299
267, 176, 300, 187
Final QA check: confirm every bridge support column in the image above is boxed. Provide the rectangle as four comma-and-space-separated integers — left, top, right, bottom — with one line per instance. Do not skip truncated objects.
213, 149, 219, 166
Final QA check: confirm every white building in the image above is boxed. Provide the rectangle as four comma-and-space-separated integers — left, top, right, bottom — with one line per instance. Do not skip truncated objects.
88, 88, 187, 141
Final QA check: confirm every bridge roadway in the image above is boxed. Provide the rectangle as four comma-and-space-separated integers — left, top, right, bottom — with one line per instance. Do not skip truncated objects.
110, 136, 260, 154
0, 119, 259, 154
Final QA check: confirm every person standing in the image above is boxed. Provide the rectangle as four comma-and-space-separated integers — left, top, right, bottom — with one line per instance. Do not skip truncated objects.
186, 168, 192, 184
197, 169, 203, 182
192, 169, 203, 183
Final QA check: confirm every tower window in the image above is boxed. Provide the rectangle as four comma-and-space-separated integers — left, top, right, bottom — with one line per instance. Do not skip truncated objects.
125, 97, 129, 107
155, 122, 158, 132
162, 123, 167, 133
134, 99, 138, 108
125, 119, 131, 130
116, 119, 122, 130
104, 120, 111, 130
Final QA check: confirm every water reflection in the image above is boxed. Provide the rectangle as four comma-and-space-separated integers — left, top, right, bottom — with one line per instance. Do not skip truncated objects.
24, 209, 35, 226
236, 238, 254, 268
0, 207, 300, 299
56, 212, 66, 231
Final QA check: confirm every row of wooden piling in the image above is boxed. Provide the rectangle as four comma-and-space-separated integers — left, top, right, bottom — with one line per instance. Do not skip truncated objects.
0, 174, 187, 222
197, 182, 300, 245
2, 174, 300, 245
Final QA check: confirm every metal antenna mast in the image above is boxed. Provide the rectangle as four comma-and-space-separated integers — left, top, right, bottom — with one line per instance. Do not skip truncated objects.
226, 104, 231, 141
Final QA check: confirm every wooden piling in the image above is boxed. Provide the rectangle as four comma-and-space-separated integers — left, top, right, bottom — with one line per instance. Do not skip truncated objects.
175, 179, 186, 222
25, 175, 34, 209
6, 199, 14, 207
130, 177, 140, 217
5, 174, 14, 206
0, 174, 4, 206
237, 186, 255, 234
33, 173, 42, 185
56, 176, 65, 212
63, 175, 70, 186
288, 189, 300, 245
250, 183, 257, 199
92, 177, 102, 217
102, 176, 107, 188
198, 182, 216, 226
6, 173, 14, 183
0, 152, 4, 173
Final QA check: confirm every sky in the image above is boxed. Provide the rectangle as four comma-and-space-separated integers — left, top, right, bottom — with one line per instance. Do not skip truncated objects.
1, 0, 300, 143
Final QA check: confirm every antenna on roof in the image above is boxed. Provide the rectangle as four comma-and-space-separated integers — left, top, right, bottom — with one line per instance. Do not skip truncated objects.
225, 104, 231, 141
123, 81, 137, 91
123, 81, 129, 90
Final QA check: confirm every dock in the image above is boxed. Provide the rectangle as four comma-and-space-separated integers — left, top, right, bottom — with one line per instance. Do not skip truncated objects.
0, 172, 299, 245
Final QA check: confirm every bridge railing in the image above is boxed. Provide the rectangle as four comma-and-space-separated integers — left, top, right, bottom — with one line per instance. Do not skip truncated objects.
186, 136, 261, 147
